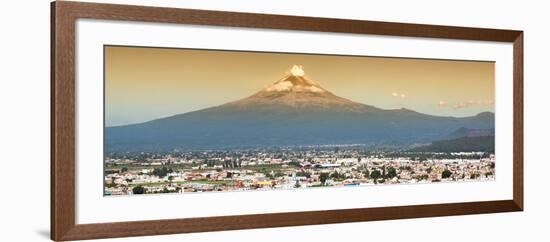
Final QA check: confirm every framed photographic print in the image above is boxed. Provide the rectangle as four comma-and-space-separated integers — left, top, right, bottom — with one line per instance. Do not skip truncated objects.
51, 1, 523, 241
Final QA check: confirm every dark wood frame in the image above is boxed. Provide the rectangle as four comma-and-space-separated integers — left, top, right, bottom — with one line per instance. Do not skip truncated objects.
51, 1, 523, 241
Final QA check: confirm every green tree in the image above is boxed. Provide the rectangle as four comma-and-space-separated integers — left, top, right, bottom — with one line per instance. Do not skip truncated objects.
274, 171, 285, 177
319, 173, 330, 186
152, 166, 170, 177
294, 180, 301, 188
132, 185, 146, 194
370, 170, 382, 184
442, 169, 452, 179
386, 167, 397, 179
426, 167, 432, 174
296, 171, 311, 178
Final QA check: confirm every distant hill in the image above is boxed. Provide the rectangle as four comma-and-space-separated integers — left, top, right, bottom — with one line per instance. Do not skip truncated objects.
411, 136, 495, 153
446, 127, 495, 140
105, 65, 495, 152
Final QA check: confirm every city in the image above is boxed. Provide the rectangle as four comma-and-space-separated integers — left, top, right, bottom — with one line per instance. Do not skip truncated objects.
104, 147, 495, 196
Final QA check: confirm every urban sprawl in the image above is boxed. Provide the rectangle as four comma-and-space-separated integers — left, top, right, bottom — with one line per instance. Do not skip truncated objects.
104, 148, 495, 196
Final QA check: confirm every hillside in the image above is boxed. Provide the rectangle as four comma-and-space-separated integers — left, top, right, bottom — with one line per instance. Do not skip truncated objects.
411, 136, 495, 153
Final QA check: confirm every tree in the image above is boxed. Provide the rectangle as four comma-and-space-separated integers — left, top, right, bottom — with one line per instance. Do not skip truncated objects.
442, 169, 452, 179
105, 178, 117, 188
296, 171, 311, 178
426, 167, 432, 174
121, 167, 128, 173
132, 185, 146, 194
416, 174, 429, 181
370, 170, 382, 184
274, 171, 285, 177
152, 166, 170, 177
363, 168, 370, 178
319, 173, 330, 186
294, 180, 301, 188
386, 167, 397, 179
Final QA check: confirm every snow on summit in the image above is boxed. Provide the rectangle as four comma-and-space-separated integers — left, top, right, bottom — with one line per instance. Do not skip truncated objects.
264, 65, 326, 93
290, 64, 305, 76
220, 64, 371, 112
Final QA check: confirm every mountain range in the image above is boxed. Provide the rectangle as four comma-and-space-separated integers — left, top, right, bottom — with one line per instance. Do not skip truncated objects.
105, 65, 494, 152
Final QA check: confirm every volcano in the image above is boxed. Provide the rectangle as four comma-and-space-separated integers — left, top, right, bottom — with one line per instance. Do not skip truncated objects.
220, 65, 375, 113
105, 65, 494, 152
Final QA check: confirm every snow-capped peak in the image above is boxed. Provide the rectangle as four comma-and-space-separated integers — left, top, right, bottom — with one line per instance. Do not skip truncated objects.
290, 65, 305, 76
263, 65, 327, 93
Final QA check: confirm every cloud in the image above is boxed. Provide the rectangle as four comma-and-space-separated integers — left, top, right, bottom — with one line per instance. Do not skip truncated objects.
439, 99, 494, 110
452, 103, 467, 110
391, 92, 406, 99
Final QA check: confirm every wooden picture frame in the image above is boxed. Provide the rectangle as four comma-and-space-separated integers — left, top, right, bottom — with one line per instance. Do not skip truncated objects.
51, 1, 523, 241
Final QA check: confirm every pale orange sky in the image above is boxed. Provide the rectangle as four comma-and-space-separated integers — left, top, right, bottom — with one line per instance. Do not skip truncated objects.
105, 46, 494, 126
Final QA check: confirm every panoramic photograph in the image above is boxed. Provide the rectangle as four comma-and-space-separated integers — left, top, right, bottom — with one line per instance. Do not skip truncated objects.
104, 46, 496, 196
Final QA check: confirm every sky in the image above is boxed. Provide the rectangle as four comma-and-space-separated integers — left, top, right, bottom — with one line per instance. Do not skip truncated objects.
105, 46, 494, 127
